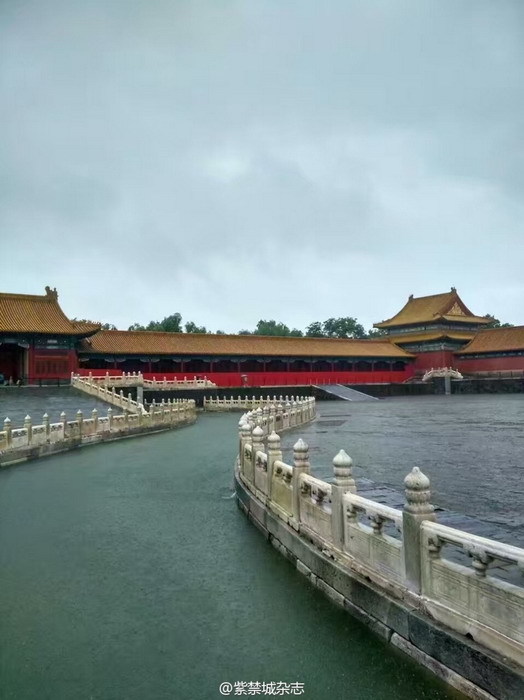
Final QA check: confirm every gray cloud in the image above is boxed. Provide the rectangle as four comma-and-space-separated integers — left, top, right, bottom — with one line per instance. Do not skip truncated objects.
1, 0, 523, 331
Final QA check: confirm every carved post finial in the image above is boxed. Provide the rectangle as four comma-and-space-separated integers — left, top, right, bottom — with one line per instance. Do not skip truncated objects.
404, 466, 433, 515
293, 438, 309, 470
333, 449, 356, 492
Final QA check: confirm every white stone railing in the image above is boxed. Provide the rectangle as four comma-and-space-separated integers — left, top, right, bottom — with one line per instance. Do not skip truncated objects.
71, 373, 147, 414
236, 419, 524, 667
422, 367, 463, 381
0, 398, 197, 462
144, 375, 216, 389
420, 521, 524, 664
72, 372, 216, 390
204, 394, 306, 411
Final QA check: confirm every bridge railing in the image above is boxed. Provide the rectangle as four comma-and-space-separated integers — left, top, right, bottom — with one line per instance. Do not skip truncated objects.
71, 373, 146, 414
0, 398, 197, 463
72, 372, 217, 390
204, 394, 311, 412
236, 417, 524, 667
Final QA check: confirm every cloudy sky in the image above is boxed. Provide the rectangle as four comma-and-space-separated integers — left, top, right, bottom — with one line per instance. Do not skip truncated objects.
1, 0, 523, 332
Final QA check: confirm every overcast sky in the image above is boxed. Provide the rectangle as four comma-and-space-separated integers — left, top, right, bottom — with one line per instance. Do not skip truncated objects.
1, 0, 523, 332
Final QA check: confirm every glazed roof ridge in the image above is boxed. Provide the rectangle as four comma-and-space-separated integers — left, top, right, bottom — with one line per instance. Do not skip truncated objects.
81, 329, 414, 358
374, 289, 489, 328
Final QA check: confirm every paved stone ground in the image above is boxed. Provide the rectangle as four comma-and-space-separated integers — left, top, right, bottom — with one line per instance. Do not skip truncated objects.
0, 386, 112, 427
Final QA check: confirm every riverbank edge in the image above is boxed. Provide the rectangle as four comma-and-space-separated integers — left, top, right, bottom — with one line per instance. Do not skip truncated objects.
234, 465, 523, 700
0, 417, 197, 469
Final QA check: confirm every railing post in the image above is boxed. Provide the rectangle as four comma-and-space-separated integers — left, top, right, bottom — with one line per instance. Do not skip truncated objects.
266, 431, 282, 501
291, 439, 310, 530
251, 425, 264, 484
24, 415, 32, 445
3, 417, 12, 447
268, 403, 276, 433
107, 407, 113, 431
403, 467, 436, 594
60, 411, 67, 439
262, 405, 269, 434
92, 408, 98, 434
239, 420, 251, 475
43, 412, 50, 440
331, 450, 356, 552
76, 410, 83, 438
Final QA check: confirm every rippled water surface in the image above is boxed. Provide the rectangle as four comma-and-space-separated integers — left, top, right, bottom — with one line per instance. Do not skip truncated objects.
280, 395, 524, 538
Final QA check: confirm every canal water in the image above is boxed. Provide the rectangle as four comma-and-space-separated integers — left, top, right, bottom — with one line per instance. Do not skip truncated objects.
0, 412, 458, 700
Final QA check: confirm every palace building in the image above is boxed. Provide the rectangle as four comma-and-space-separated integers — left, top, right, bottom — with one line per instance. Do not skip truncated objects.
373, 288, 490, 373
1, 286, 522, 386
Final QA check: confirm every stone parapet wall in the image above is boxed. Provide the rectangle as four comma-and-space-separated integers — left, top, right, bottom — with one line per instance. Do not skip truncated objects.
234, 413, 524, 699
0, 399, 197, 468
73, 371, 216, 390
204, 394, 314, 414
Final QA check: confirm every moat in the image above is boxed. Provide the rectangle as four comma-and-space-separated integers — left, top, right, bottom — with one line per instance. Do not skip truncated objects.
1, 394, 522, 698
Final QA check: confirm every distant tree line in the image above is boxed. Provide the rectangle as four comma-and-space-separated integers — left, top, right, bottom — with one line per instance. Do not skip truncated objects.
75, 313, 513, 336
127, 315, 385, 338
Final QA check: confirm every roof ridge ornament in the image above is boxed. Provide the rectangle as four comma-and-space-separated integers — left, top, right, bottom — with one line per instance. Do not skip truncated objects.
44, 286, 58, 300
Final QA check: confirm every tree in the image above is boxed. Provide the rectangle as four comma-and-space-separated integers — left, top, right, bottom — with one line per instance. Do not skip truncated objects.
128, 313, 183, 333
366, 328, 387, 338
215, 330, 226, 335
72, 317, 117, 330
305, 321, 325, 337
185, 321, 208, 334
483, 314, 513, 329
248, 319, 303, 337
321, 317, 367, 339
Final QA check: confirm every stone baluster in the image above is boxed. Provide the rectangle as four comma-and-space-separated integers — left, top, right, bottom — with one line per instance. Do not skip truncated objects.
268, 403, 276, 433
250, 425, 264, 484
266, 431, 282, 501
403, 467, 436, 594
107, 407, 113, 431
3, 417, 12, 447
43, 412, 50, 440
282, 401, 290, 429
331, 450, 356, 551
60, 411, 67, 438
262, 405, 269, 434
240, 422, 252, 475
76, 410, 83, 438
24, 415, 32, 445
292, 439, 310, 530
241, 422, 254, 480
92, 408, 98, 434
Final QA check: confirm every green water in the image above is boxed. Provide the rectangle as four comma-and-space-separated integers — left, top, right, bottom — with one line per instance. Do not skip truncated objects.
0, 414, 458, 699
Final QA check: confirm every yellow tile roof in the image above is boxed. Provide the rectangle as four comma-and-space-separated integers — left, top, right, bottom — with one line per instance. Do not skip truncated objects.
374, 290, 489, 329
0, 288, 99, 336
81, 330, 414, 358
456, 326, 524, 354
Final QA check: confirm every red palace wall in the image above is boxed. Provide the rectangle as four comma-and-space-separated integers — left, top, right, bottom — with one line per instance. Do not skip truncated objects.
454, 355, 524, 374
412, 350, 456, 373
29, 348, 77, 383
77, 367, 415, 387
